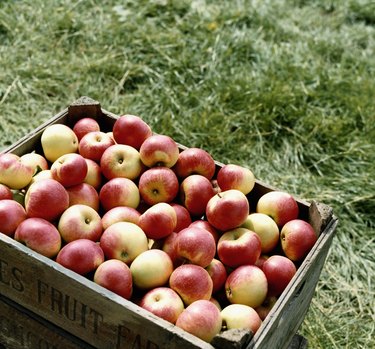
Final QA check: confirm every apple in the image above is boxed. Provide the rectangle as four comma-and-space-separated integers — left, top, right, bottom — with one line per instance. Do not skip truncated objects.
138, 167, 179, 205
217, 228, 262, 268
205, 258, 228, 294
25, 178, 69, 222
255, 255, 269, 270
255, 296, 278, 320
161, 232, 183, 267
175, 226, 216, 268
138, 202, 177, 240
112, 114, 152, 150
72, 117, 100, 141
225, 265, 268, 308
56, 238, 105, 276
170, 203, 192, 232
83, 158, 102, 190
20, 152, 49, 175
139, 134, 179, 168
14, 217, 61, 258
262, 255, 297, 297
172, 147, 216, 180
221, 304, 262, 334
0, 184, 12, 200
28, 169, 53, 186
101, 206, 141, 230
206, 189, 249, 231
179, 174, 215, 217
51, 153, 88, 188
256, 191, 299, 228
0, 199, 27, 236
100, 144, 142, 180
175, 300, 222, 343
280, 219, 317, 261
78, 131, 115, 162
139, 287, 184, 324
99, 177, 140, 212
169, 264, 213, 305
189, 220, 220, 244
99, 221, 148, 264
41, 124, 78, 162
93, 259, 132, 300
241, 213, 280, 254
58, 204, 102, 243
130, 249, 173, 290
216, 164, 255, 195
66, 183, 99, 211
0, 153, 34, 190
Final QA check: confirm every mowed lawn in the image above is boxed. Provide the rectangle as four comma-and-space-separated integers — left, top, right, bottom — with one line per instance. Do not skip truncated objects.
1, 1, 374, 348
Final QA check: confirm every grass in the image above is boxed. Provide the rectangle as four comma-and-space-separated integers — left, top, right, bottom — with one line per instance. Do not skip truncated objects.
1, 0, 374, 347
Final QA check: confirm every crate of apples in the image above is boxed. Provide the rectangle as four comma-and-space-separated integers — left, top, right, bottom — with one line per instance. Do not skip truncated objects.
0, 97, 338, 349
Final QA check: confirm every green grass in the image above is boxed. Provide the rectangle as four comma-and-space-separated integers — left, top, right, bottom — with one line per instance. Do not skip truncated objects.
1, 0, 374, 347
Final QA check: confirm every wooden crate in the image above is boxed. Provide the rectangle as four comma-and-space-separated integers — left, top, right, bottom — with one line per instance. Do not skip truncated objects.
0, 97, 338, 349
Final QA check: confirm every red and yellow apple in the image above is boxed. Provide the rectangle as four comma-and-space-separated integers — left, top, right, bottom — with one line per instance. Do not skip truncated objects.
66, 183, 100, 211
73, 117, 100, 141
51, 153, 88, 188
221, 304, 262, 334
101, 206, 141, 230
0, 199, 27, 236
216, 164, 255, 195
78, 131, 115, 162
0, 153, 34, 190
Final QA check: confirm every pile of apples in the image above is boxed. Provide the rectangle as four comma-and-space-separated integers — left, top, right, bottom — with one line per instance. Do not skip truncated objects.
0, 114, 318, 343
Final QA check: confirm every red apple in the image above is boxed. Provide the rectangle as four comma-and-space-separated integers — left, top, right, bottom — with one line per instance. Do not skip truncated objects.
113, 114, 152, 150
139, 287, 184, 324
25, 178, 69, 222
255, 255, 269, 270
179, 174, 215, 217
280, 219, 317, 261
20, 152, 49, 175
262, 255, 297, 297
138, 167, 179, 205
170, 203, 192, 232
138, 202, 177, 240
189, 220, 220, 244
83, 158, 102, 190
225, 265, 268, 308
73, 117, 100, 141
58, 204, 103, 243
161, 232, 183, 268
100, 144, 142, 180
221, 304, 262, 334
41, 124, 78, 163
130, 249, 173, 290
101, 206, 141, 230
205, 258, 228, 294
15, 217, 61, 258
169, 264, 213, 306
173, 148, 216, 180
0, 184, 12, 200
93, 259, 132, 300
51, 153, 88, 188
100, 222, 148, 265
139, 134, 179, 168
0, 153, 34, 190
56, 238, 105, 276
217, 227, 262, 268
175, 300, 222, 343
99, 177, 140, 212
256, 191, 299, 228
78, 131, 115, 162
175, 226, 216, 268
241, 213, 280, 254
206, 189, 249, 231
216, 164, 255, 195
0, 199, 27, 236
66, 183, 99, 211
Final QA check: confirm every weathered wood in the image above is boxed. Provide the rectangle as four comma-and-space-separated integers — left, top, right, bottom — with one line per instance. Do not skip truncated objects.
0, 97, 337, 349
0, 294, 94, 349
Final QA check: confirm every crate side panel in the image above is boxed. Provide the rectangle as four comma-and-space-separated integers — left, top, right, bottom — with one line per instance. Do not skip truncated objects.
0, 294, 94, 349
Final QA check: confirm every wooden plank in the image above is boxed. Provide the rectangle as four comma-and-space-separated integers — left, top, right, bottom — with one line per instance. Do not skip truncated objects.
0, 294, 94, 349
